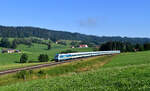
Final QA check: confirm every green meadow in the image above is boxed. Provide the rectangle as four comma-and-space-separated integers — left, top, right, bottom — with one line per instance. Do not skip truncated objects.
0, 39, 93, 71
0, 51, 150, 90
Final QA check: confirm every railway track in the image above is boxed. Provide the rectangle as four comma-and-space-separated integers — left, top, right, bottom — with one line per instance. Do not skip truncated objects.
0, 58, 82, 75
0, 54, 116, 76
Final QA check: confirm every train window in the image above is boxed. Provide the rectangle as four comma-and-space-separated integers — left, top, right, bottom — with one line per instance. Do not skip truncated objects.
66, 55, 72, 57
60, 55, 64, 58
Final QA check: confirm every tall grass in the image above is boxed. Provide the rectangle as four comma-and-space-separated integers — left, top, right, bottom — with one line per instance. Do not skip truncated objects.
0, 55, 110, 86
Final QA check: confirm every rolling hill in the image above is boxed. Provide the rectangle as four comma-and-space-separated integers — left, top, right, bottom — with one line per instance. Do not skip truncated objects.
0, 25, 150, 44
0, 38, 93, 71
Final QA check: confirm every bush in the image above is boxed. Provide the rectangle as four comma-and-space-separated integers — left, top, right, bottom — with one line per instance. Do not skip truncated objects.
38, 54, 49, 62
29, 70, 33, 74
37, 70, 46, 77
57, 41, 67, 46
50, 59, 55, 61
20, 54, 28, 63
16, 70, 27, 80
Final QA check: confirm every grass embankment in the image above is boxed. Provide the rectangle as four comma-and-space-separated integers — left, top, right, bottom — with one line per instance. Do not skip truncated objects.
0, 62, 50, 71
0, 55, 112, 87
1, 51, 150, 91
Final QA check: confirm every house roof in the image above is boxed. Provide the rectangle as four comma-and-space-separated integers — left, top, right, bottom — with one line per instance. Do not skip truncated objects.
2, 49, 20, 51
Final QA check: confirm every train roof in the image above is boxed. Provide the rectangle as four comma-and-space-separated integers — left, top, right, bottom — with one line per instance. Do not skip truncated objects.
58, 50, 120, 55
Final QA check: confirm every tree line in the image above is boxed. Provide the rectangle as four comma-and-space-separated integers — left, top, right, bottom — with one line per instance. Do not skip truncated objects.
1, 25, 150, 45
0, 38, 51, 50
20, 54, 49, 63
99, 41, 150, 52
0, 38, 17, 49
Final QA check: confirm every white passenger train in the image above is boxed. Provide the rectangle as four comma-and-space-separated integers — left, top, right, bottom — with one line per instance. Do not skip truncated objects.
54, 50, 120, 62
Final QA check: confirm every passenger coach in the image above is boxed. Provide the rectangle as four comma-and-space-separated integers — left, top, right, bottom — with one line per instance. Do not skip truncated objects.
54, 51, 120, 62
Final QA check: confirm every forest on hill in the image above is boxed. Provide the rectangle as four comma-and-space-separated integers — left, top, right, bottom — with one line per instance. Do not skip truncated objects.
0, 25, 150, 45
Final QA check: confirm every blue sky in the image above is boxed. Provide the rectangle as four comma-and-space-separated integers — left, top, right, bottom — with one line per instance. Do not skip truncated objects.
0, 0, 150, 38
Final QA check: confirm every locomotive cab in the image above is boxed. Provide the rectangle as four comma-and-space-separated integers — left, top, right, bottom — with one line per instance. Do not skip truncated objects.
54, 54, 59, 62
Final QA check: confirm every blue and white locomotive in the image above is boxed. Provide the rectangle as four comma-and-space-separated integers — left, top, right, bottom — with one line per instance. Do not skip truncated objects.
54, 50, 120, 62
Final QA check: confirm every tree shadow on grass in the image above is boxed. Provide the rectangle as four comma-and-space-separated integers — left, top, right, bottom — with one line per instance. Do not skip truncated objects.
28, 61, 40, 63
14, 61, 40, 63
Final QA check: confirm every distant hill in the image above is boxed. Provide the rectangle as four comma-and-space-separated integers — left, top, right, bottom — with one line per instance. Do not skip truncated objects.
0, 25, 150, 44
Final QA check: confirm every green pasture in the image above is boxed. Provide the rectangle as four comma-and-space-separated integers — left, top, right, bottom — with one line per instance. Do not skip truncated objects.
0, 55, 111, 86
0, 42, 93, 70
0, 51, 150, 91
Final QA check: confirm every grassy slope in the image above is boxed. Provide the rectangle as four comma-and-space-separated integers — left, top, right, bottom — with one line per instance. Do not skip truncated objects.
0, 55, 111, 86
0, 42, 93, 70
1, 51, 150, 91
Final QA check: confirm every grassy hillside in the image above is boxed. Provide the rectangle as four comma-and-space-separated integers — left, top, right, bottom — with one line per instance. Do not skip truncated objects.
0, 51, 150, 91
0, 55, 112, 86
1, 25, 150, 44
0, 39, 93, 71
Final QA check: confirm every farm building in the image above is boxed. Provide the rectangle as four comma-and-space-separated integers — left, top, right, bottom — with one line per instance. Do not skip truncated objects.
79, 45, 88, 48
2, 49, 21, 53
71, 46, 75, 48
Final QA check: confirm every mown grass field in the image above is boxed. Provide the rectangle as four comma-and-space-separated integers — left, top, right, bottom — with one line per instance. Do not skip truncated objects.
0, 51, 150, 91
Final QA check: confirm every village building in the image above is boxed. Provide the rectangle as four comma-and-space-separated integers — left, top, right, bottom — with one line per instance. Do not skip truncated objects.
2, 49, 21, 53
79, 45, 88, 48
71, 46, 75, 48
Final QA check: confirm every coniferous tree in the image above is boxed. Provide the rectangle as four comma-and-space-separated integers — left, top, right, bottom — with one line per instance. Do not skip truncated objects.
0, 26, 150, 45
99, 41, 136, 52
0, 38, 11, 48
126, 43, 134, 52
20, 54, 28, 63
139, 45, 144, 51
135, 44, 144, 51
144, 43, 150, 50
38, 54, 49, 62
47, 41, 51, 50
11, 39, 17, 49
